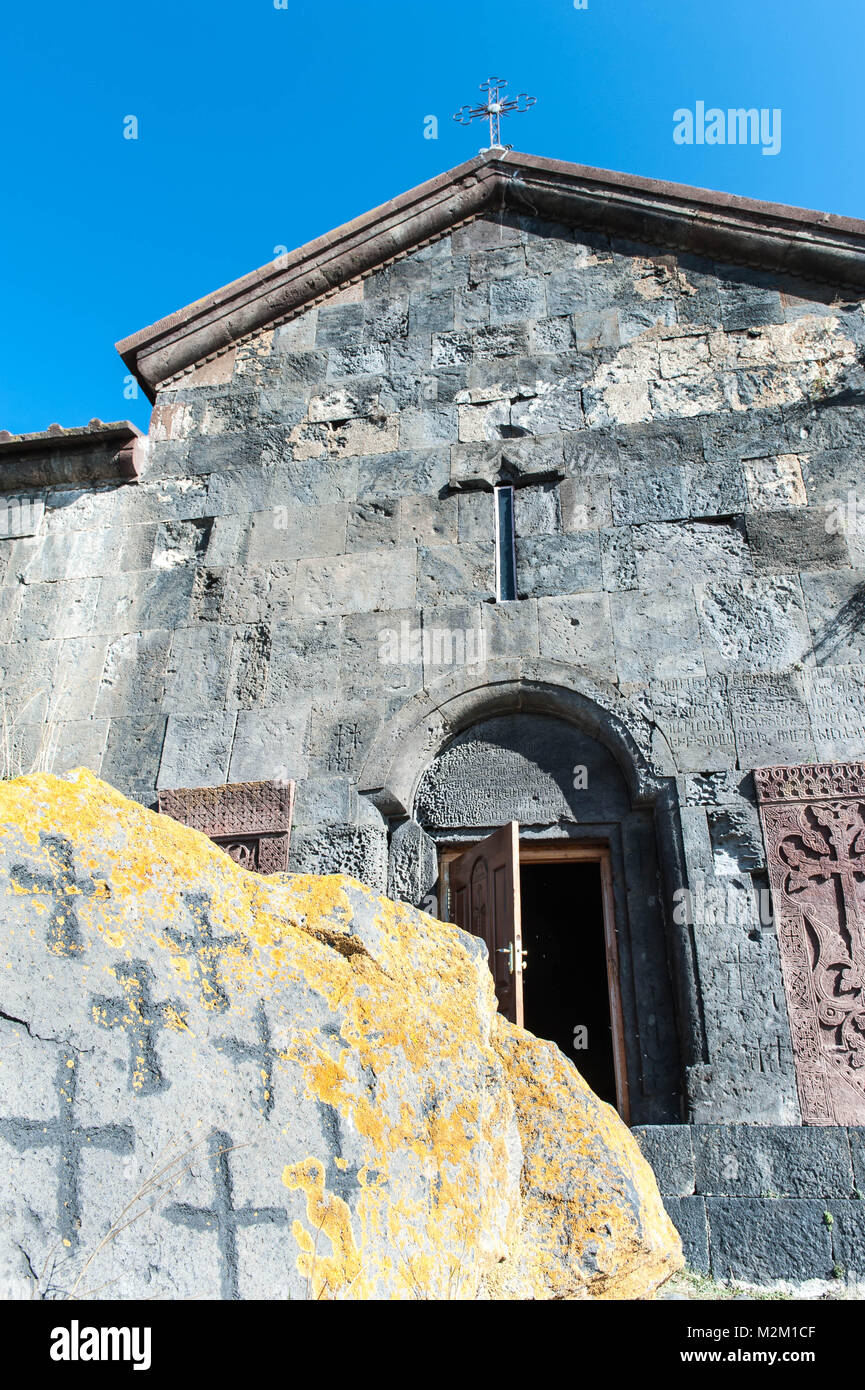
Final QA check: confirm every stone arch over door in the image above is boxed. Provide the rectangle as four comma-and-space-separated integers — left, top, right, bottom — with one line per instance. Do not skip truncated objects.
359, 662, 706, 1125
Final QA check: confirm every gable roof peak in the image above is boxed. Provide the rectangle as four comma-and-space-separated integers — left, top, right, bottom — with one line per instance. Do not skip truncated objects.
117, 149, 865, 402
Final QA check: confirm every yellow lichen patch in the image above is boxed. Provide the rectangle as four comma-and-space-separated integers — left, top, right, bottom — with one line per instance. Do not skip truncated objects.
282, 1157, 364, 1299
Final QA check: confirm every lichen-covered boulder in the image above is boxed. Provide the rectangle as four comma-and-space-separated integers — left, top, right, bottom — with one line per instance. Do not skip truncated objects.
0, 769, 681, 1299
488, 1020, 683, 1299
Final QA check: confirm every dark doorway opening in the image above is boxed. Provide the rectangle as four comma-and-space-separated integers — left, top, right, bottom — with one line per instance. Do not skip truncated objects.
519, 861, 618, 1106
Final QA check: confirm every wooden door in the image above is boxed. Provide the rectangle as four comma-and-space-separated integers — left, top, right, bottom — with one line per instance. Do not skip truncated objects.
449, 822, 523, 1025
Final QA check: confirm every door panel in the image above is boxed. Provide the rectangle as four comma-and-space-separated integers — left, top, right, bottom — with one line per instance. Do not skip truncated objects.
449, 822, 523, 1024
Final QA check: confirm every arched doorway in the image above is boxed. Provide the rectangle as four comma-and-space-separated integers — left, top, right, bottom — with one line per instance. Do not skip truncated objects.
413, 712, 683, 1124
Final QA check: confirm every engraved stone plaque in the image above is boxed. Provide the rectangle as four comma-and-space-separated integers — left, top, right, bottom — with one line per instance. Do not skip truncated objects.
414, 714, 630, 829
158, 781, 294, 875
806, 665, 865, 762
729, 674, 815, 769
755, 761, 865, 1124
649, 677, 737, 772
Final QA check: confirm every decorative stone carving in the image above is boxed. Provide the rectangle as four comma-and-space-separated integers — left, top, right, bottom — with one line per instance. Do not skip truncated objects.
755, 761, 865, 1124
157, 781, 294, 875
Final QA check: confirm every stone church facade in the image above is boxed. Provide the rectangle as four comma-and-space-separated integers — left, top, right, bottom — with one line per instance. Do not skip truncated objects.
3, 150, 865, 1283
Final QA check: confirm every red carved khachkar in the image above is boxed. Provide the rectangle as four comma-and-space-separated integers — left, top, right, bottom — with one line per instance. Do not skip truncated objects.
755, 762, 865, 1124
157, 781, 294, 875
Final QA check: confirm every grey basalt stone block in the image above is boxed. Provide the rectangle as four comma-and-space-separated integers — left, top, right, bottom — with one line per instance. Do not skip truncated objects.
162, 626, 234, 714
45, 719, 110, 776
694, 1125, 854, 1198
315, 302, 364, 347
408, 290, 455, 336
801, 571, 865, 667
289, 824, 389, 893
245, 503, 347, 565
746, 507, 849, 573
347, 499, 400, 551
157, 710, 238, 789
101, 715, 168, 805
96, 568, 195, 638
0, 588, 22, 644
399, 493, 458, 547
516, 533, 601, 598
662, 1196, 709, 1273
417, 542, 495, 605
850, 1129, 865, 1195
632, 519, 750, 589
291, 774, 352, 827
227, 704, 310, 785
696, 576, 812, 677
357, 448, 449, 502
537, 593, 616, 680
699, 407, 789, 464
295, 548, 416, 617
826, 1200, 865, 1276
632, 1125, 695, 1196
265, 618, 342, 704
611, 589, 705, 683
706, 1198, 834, 1281
17, 578, 100, 642
610, 465, 689, 525
482, 599, 539, 663
514, 482, 560, 538
489, 276, 546, 324
398, 408, 458, 450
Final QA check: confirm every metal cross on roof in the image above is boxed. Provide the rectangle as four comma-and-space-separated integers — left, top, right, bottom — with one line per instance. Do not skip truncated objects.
454, 77, 537, 151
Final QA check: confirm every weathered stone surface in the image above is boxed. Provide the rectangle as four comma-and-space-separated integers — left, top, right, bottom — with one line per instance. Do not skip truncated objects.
705, 1198, 835, 1281
661, 1197, 710, 1274
415, 714, 631, 829
488, 1021, 682, 1299
632, 1124, 696, 1197
696, 577, 812, 676
516, 533, 601, 598
0, 770, 680, 1300
694, 1125, 854, 1197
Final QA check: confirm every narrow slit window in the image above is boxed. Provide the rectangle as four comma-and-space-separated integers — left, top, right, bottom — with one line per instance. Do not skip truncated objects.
495, 484, 517, 601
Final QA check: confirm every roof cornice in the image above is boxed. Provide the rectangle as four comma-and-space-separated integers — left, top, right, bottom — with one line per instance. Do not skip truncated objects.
116, 150, 865, 402
0, 420, 142, 489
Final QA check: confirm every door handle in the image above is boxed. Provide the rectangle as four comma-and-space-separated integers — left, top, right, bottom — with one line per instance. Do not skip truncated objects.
496, 943, 514, 975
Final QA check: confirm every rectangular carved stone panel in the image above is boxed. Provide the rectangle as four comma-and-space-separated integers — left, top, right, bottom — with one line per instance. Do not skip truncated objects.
755, 762, 865, 1124
157, 781, 294, 875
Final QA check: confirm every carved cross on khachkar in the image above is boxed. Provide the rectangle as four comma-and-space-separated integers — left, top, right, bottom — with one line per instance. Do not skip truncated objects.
10, 834, 107, 957
0, 1050, 134, 1248
91, 961, 189, 1096
215, 1001, 279, 1119
756, 762, 865, 1123
454, 77, 537, 151
779, 804, 865, 1074
162, 893, 250, 1013
780, 804, 865, 971
163, 1130, 288, 1300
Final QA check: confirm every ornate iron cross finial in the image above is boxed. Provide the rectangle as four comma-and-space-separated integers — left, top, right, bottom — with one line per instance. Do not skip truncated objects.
454, 77, 537, 151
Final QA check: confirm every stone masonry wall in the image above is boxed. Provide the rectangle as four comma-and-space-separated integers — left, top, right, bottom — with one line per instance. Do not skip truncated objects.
635, 1124, 865, 1283
3, 211, 865, 1125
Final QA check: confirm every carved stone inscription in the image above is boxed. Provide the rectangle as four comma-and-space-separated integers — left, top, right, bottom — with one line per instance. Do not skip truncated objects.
158, 781, 295, 875
755, 761, 865, 1124
414, 715, 630, 829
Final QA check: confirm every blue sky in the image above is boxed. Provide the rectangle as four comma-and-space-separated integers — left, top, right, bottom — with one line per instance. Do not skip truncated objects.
1, 0, 862, 435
